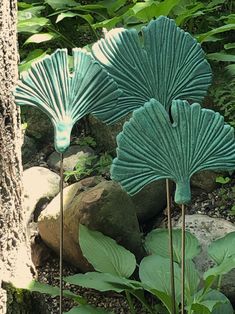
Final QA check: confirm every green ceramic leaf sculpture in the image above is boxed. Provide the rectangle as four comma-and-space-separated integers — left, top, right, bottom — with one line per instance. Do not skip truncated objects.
14, 48, 122, 153
111, 99, 235, 204
92, 16, 212, 122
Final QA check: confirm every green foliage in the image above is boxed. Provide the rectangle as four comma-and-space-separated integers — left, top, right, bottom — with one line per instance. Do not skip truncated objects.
79, 224, 136, 278
75, 226, 234, 313
73, 136, 97, 148
65, 305, 114, 314
210, 78, 235, 128
229, 205, 235, 216
17, 0, 235, 67
17, 1, 235, 130
64, 152, 112, 182
215, 176, 231, 184
22, 227, 235, 313
145, 228, 200, 263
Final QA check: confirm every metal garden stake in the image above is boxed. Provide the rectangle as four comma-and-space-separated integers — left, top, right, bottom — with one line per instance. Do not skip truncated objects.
111, 99, 235, 313
14, 48, 122, 313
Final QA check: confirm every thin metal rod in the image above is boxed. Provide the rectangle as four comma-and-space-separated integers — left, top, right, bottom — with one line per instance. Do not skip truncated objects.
166, 179, 176, 314
59, 153, 64, 314
181, 204, 186, 314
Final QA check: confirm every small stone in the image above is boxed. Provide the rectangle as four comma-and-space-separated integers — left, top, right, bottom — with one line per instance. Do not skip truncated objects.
47, 145, 94, 172
174, 214, 235, 303
23, 167, 60, 222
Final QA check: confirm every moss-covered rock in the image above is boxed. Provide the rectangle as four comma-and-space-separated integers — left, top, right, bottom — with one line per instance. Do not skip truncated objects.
3, 283, 33, 314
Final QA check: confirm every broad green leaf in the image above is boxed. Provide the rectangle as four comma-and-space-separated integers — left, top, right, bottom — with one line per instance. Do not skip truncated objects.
191, 289, 233, 314
64, 272, 141, 292
18, 2, 33, 9
191, 300, 224, 314
56, 11, 79, 23
18, 6, 45, 21
99, 0, 127, 15
130, 1, 160, 21
45, 0, 78, 10
208, 232, 235, 265
93, 16, 212, 123
185, 260, 200, 300
175, 3, 205, 26
15, 49, 121, 153
204, 255, 235, 287
65, 305, 113, 314
25, 33, 58, 44
56, 12, 94, 24
111, 100, 235, 204
17, 17, 50, 34
26, 280, 85, 304
205, 290, 233, 314
145, 228, 200, 263
151, 0, 183, 16
79, 224, 136, 278
196, 24, 235, 43
129, 0, 182, 21
19, 49, 47, 72
151, 290, 179, 314
207, 53, 235, 62
75, 14, 94, 24
93, 16, 122, 29
139, 255, 181, 301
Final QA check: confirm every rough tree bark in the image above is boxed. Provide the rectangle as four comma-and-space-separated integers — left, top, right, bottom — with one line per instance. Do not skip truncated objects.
0, 0, 33, 312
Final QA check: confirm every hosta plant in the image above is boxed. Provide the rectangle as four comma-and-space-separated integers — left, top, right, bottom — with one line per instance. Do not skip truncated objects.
24, 225, 235, 314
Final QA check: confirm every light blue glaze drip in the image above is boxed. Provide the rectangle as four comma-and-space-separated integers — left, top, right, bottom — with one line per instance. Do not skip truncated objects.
54, 118, 73, 153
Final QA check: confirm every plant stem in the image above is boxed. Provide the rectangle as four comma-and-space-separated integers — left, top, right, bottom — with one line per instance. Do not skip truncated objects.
129, 291, 155, 314
59, 153, 64, 314
125, 290, 136, 314
181, 204, 186, 314
166, 179, 176, 314
46, 25, 76, 48
217, 275, 222, 291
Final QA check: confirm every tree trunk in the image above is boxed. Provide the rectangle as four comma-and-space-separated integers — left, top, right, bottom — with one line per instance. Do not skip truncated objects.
0, 0, 33, 312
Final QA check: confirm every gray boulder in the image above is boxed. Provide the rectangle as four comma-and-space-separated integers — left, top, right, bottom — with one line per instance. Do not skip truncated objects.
23, 167, 60, 222
47, 145, 94, 172
175, 214, 235, 302
191, 170, 222, 192
132, 180, 167, 222
38, 178, 144, 271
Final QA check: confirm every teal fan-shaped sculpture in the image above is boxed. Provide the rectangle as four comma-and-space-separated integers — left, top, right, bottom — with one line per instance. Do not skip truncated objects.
92, 16, 212, 122
14, 48, 122, 153
111, 99, 235, 204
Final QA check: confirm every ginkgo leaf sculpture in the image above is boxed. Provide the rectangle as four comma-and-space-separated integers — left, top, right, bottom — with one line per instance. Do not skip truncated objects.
92, 16, 212, 121
14, 47, 122, 314
14, 48, 122, 153
111, 98, 235, 204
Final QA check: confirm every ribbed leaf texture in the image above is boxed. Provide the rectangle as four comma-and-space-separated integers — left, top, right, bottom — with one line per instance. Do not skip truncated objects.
111, 99, 235, 204
92, 16, 212, 122
79, 224, 136, 278
14, 48, 121, 153
145, 228, 200, 263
